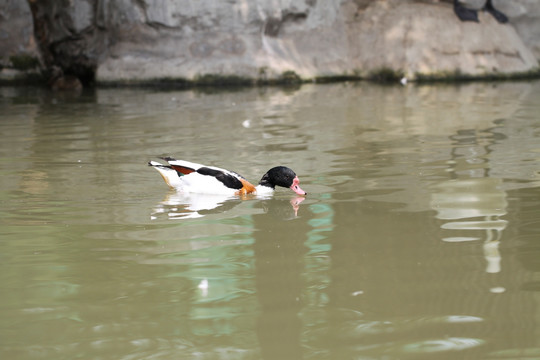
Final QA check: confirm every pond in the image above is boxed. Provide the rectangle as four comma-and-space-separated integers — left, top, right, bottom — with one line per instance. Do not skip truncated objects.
1, 80, 540, 359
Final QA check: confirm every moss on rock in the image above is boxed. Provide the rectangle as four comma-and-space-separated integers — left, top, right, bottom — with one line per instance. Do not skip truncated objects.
9, 54, 40, 71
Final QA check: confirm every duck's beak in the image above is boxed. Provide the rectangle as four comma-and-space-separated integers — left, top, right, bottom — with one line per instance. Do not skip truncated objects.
290, 176, 307, 195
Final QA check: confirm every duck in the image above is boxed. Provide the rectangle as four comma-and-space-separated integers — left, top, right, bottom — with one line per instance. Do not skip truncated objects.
148, 157, 307, 196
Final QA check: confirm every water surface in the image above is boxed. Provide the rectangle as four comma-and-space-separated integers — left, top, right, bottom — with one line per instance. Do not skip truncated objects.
1, 81, 540, 359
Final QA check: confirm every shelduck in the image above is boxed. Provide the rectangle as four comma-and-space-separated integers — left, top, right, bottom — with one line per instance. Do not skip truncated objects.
148, 157, 307, 196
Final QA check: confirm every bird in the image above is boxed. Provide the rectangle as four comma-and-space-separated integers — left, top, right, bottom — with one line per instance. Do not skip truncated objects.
148, 157, 307, 196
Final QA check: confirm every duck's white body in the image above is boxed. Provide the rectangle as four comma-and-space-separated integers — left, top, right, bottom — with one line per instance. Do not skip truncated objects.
148, 157, 306, 196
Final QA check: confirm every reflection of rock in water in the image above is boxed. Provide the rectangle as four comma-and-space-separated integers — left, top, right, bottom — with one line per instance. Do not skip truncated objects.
431, 177, 508, 273
511, 187, 540, 284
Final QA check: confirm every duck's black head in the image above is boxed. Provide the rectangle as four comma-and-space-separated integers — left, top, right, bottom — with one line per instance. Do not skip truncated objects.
259, 166, 306, 195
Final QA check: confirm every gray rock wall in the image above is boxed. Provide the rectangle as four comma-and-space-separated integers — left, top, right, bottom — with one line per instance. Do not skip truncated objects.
0, 0, 40, 81
497, 0, 540, 59
349, 1, 537, 78
1, 0, 539, 85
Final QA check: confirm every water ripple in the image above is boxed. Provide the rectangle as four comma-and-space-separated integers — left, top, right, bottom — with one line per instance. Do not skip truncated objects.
401, 337, 485, 354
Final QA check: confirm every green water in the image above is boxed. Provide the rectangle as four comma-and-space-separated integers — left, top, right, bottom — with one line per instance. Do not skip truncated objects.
1, 81, 540, 359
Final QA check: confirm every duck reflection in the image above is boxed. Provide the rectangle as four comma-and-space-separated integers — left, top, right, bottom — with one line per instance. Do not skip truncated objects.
151, 191, 305, 220
150, 191, 241, 219
251, 197, 311, 360
254, 196, 306, 220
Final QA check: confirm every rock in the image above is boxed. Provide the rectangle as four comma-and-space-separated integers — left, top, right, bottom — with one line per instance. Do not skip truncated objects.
26, 0, 104, 84
494, 0, 540, 60
96, 0, 539, 83
48, 66, 83, 92
0, 0, 538, 85
0, 0, 41, 82
456, 0, 488, 10
349, 1, 538, 79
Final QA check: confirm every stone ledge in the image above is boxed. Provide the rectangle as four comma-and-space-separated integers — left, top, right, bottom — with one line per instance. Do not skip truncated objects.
1, 0, 539, 86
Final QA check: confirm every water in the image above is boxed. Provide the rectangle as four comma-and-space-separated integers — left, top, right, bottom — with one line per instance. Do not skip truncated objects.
1, 81, 540, 359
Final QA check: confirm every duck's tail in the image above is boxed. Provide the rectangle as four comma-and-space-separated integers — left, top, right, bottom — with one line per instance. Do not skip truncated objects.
148, 160, 183, 189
